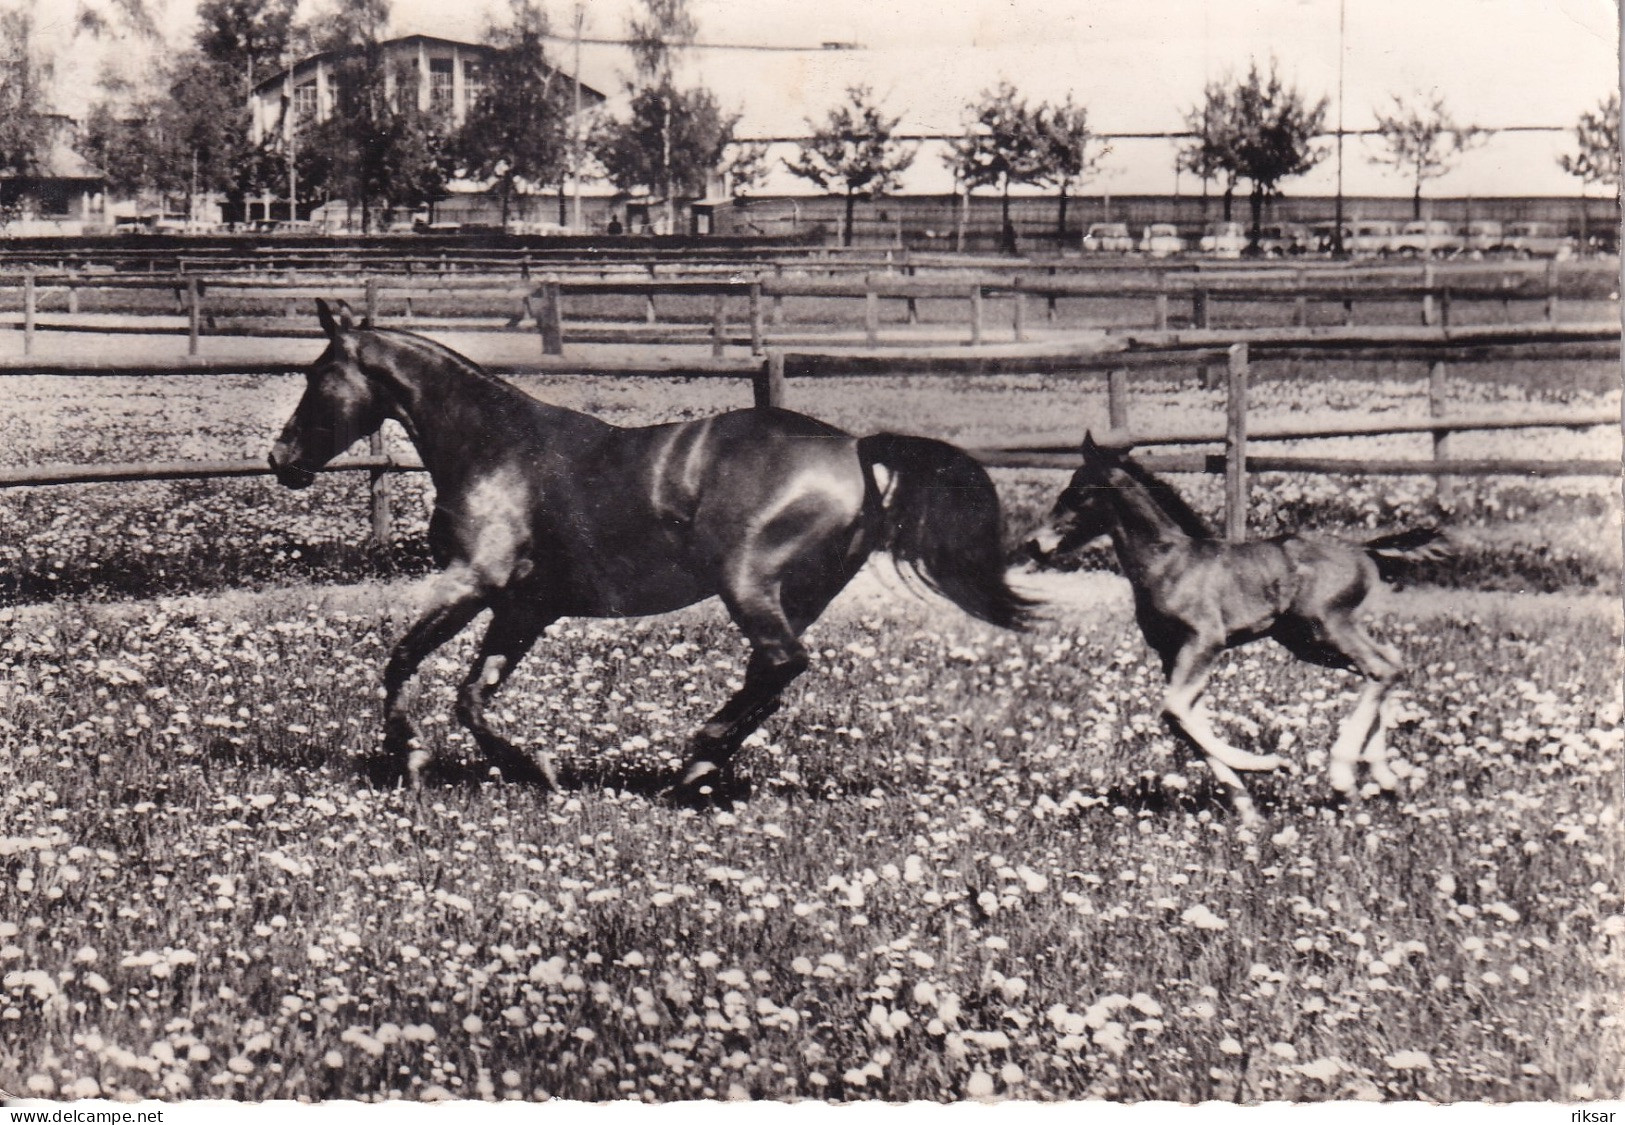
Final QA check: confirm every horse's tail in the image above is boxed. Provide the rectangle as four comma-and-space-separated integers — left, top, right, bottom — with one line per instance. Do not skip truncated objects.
1364, 527, 1450, 583
857, 433, 1038, 631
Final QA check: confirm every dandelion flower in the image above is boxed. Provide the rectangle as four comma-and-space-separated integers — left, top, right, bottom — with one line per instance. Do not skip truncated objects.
965, 1070, 995, 1098
1384, 1050, 1433, 1071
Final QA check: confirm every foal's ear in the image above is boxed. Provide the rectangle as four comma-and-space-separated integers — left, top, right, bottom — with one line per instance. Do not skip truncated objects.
315, 298, 356, 340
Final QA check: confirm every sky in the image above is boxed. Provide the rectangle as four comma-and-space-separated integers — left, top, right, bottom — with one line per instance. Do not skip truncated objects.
20, 0, 1623, 196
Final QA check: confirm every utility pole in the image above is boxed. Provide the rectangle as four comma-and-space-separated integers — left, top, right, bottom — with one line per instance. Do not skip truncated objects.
1333, 0, 1346, 257
571, 2, 584, 232
284, 49, 298, 226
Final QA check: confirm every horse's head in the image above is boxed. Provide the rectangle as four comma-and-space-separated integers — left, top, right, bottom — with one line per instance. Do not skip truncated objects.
1026, 431, 1128, 561
268, 299, 390, 489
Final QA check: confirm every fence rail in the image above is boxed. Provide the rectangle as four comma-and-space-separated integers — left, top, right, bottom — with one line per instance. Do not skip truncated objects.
0, 260, 1615, 358
2, 325, 1616, 550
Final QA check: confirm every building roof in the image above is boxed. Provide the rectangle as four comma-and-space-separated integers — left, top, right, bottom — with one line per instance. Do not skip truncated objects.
251, 34, 608, 104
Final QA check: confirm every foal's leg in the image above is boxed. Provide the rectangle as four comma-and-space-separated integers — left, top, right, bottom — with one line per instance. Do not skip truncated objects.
1162, 641, 1288, 773
455, 605, 559, 786
1318, 619, 1404, 794
1162, 640, 1285, 825
382, 568, 488, 778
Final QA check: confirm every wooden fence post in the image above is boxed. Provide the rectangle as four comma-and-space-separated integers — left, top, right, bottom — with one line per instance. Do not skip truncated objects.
711, 294, 726, 358
1429, 359, 1452, 508
187, 276, 202, 356
772, 262, 785, 325
1545, 259, 1560, 324
754, 349, 786, 409
905, 264, 919, 324
748, 280, 764, 355
368, 430, 392, 549
646, 264, 658, 325
1012, 281, 1027, 343
1154, 275, 1169, 331
284, 269, 297, 318
864, 274, 880, 346
1193, 288, 1210, 330
1422, 262, 1436, 326
365, 275, 379, 327
537, 281, 564, 355
1224, 341, 1249, 542
1293, 267, 1308, 328
23, 268, 35, 356
969, 284, 984, 345
66, 280, 78, 315
1107, 368, 1129, 430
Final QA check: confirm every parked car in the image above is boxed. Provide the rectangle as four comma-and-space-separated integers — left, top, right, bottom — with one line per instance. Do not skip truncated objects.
1389, 219, 1464, 257
1345, 220, 1400, 257
1138, 223, 1186, 257
1462, 220, 1506, 257
1503, 221, 1576, 260
1256, 222, 1315, 257
1198, 221, 1248, 258
1081, 222, 1134, 253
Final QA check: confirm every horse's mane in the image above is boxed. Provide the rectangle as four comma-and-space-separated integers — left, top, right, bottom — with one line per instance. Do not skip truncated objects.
1116, 454, 1214, 539
367, 328, 515, 391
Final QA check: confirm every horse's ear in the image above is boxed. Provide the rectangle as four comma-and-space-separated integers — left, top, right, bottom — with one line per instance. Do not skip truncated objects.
316, 298, 357, 340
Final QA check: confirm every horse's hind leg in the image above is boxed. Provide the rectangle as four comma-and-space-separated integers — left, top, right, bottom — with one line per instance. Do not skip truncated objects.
455, 605, 559, 787
1317, 616, 1403, 794
382, 570, 488, 779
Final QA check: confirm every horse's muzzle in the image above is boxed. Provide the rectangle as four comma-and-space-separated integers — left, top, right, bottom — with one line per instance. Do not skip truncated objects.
268, 451, 317, 490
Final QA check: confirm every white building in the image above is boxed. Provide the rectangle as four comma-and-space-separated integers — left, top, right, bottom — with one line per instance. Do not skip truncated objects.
248, 34, 606, 147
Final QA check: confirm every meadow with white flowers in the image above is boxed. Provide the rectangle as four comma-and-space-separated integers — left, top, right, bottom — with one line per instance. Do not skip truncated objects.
0, 351, 1619, 1103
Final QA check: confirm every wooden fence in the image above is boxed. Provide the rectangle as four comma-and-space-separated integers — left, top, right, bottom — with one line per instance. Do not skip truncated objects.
1, 258, 1616, 358
1, 326, 1615, 550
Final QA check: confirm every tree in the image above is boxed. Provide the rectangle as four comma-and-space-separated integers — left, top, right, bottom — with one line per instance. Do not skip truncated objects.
785, 85, 915, 246
944, 81, 1044, 251
1370, 92, 1485, 219
721, 140, 771, 198
1559, 92, 1620, 249
596, 84, 734, 204
196, 0, 297, 95
595, 0, 734, 230
454, 0, 571, 225
1200, 60, 1329, 246
0, 10, 51, 180
1179, 83, 1243, 219
1032, 95, 1109, 240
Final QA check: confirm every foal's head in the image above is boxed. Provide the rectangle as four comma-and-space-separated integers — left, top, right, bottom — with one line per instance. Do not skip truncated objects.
1027, 432, 1126, 560
268, 299, 390, 489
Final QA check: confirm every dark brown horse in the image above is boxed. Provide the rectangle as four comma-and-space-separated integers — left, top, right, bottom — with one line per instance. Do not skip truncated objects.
1030, 434, 1446, 820
269, 300, 1034, 798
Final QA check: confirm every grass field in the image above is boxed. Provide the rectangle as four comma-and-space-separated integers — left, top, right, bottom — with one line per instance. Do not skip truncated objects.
0, 572, 1619, 1102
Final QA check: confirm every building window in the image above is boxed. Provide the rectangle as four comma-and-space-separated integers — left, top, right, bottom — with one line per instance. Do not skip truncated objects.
463, 59, 486, 109
429, 57, 454, 114
292, 80, 318, 124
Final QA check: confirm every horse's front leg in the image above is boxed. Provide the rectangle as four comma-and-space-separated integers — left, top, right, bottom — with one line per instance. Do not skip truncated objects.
455, 605, 559, 786
1161, 639, 1284, 824
382, 567, 489, 780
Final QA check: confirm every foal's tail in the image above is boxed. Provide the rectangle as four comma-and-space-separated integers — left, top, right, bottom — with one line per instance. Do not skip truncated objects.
858, 433, 1037, 631
1364, 527, 1451, 583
